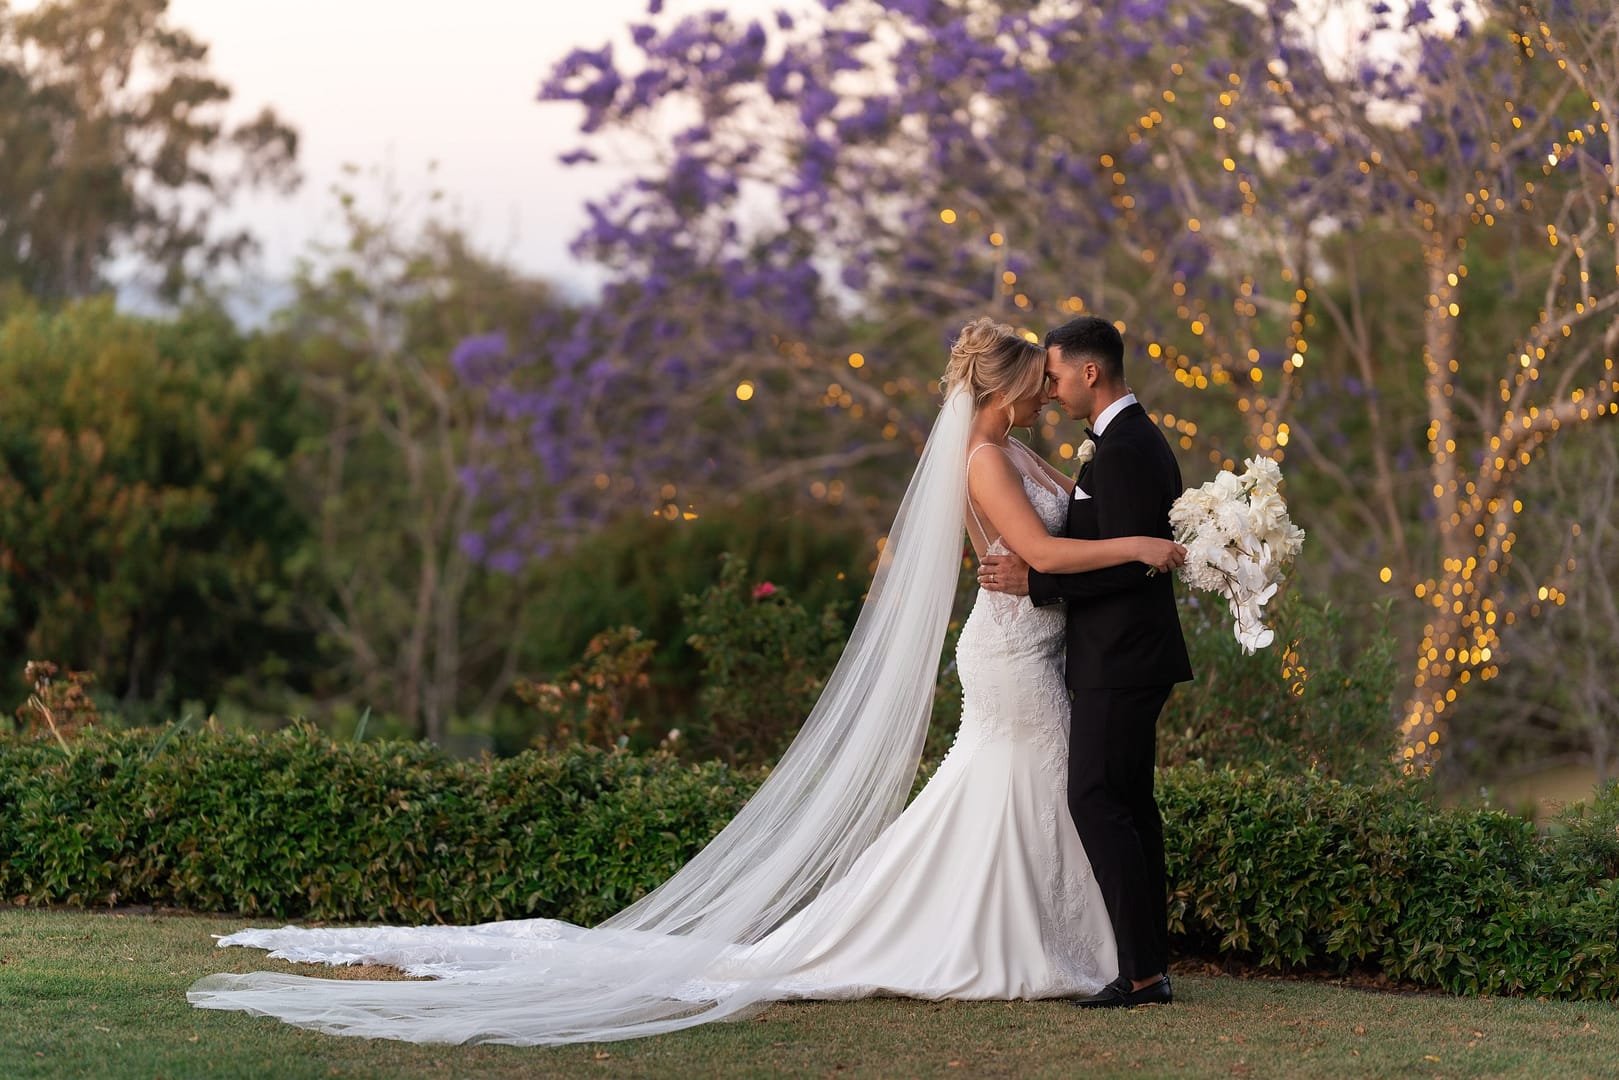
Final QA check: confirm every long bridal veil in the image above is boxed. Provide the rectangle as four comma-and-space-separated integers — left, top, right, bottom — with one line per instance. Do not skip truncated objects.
189, 387, 976, 1045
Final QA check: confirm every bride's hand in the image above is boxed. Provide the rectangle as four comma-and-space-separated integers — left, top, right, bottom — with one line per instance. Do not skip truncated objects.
1138, 538, 1186, 574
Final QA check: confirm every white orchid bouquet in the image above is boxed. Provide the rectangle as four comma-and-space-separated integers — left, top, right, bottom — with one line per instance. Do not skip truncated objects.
1168, 457, 1305, 653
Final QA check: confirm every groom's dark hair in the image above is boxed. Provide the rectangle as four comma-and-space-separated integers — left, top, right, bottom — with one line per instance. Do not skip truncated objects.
1045, 316, 1124, 384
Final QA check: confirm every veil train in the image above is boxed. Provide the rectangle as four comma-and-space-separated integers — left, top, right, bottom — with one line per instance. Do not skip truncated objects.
189, 387, 976, 1045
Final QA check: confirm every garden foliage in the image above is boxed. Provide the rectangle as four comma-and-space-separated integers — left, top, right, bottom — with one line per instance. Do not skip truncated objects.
2, 726, 1613, 1001
1160, 590, 1401, 785
0, 301, 315, 716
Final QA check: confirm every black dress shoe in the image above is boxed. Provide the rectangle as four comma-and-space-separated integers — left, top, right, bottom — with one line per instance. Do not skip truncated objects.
1069, 974, 1173, 1009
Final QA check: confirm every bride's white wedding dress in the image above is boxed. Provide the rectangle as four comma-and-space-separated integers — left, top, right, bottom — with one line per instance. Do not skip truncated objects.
189, 393, 1117, 1044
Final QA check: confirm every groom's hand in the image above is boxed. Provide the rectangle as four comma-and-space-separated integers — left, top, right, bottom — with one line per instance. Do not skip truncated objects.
977, 553, 1029, 596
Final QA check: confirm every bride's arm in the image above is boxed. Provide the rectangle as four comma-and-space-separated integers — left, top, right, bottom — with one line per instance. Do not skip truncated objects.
969, 450, 1177, 574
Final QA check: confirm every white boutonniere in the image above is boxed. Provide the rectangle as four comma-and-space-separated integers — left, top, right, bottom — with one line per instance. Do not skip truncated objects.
1074, 439, 1096, 467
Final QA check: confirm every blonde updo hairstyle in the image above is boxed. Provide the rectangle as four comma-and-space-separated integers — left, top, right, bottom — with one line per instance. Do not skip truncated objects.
942, 316, 1046, 416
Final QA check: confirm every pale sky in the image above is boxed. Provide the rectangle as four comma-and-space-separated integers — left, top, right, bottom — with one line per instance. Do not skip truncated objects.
153, 0, 787, 300
40, 0, 1407, 311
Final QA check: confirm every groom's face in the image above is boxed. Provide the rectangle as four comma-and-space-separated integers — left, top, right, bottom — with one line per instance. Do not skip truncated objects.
1044, 347, 1094, 421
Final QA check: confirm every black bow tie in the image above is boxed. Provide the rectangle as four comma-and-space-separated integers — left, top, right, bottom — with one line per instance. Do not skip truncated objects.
1084, 427, 1100, 442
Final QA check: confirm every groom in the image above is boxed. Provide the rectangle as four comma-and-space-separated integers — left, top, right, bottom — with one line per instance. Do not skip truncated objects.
978, 315, 1192, 1008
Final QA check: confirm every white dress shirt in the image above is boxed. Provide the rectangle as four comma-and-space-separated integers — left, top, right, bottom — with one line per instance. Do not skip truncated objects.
1092, 392, 1137, 437
1074, 392, 1137, 500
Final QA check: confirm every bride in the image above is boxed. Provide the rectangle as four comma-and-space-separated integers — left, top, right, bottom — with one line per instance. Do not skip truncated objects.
189, 317, 1186, 1045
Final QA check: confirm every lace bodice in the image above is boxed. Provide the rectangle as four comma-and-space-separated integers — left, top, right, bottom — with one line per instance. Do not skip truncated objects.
965, 440, 1069, 631
954, 436, 1070, 750
966, 439, 1069, 560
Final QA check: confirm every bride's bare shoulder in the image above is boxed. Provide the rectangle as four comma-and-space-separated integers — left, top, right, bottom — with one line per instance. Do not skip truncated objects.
966, 442, 1022, 489
967, 440, 1013, 465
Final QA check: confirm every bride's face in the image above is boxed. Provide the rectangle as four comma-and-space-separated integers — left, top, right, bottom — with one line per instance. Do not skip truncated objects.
1004, 380, 1046, 429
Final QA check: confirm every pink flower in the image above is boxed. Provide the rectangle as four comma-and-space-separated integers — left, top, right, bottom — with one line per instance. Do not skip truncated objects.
751, 581, 777, 600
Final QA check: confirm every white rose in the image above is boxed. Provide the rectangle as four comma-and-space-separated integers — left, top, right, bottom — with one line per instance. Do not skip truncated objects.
1214, 499, 1249, 541
1074, 438, 1096, 466
1211, 470, 1244, 501
1280, 521, 1307, 559
1248, 490, 1290, 536
1245, 456, 1283, 493
1171, 486, 1215, 518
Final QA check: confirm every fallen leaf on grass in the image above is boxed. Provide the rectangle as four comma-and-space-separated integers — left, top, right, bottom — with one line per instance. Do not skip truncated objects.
1424, 1055, 1441, 1063
593, 1051, 611, 1061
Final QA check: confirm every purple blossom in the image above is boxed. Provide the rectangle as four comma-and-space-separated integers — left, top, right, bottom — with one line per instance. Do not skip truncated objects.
469, 0, 1608, 576
451, 332, 510, 381
799, 84, 838, 127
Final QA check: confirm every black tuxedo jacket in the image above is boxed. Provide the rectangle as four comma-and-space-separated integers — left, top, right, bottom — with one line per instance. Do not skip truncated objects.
1028, 402, 1194, 691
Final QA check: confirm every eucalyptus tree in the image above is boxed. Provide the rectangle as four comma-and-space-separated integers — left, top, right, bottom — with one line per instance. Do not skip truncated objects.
0, 0, 298, 300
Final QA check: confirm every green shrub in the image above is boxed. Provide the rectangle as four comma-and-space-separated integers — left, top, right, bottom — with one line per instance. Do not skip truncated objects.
0, 301, 318, 714
500, 502, 870, 754
3, 727, 1614, 1001
1543, 780, 1619, 889
680, 555, 850, 763
0, 724, 757, 926
1161, 591, 1400, 784
508, 552, 972, 766
514, 627, 659, 752
1160, 764, 1616, 998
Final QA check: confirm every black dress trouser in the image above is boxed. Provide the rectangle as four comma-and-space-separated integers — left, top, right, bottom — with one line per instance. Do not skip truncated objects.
1067, 684, 1173, 982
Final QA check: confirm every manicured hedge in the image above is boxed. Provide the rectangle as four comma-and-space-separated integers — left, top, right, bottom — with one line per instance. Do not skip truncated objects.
0, 726, 754, 926
2, 726, 1614, 1000
1160, 766, 1617, 1000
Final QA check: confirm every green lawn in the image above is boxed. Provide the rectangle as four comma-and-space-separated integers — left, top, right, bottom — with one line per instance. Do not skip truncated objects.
2, 908, 1614, 1079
